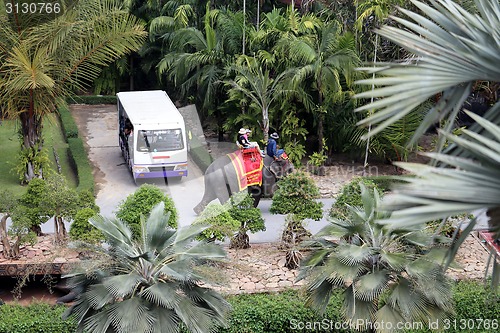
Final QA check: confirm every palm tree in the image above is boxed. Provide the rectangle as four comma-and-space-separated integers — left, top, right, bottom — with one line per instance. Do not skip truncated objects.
355, 0, 500, 281
225, 56, 292, 142
0, 0, 146, 182
299, 184, 453, 331
281, 20, 360, 151
158, 6, 242, 141
63, 202, 230, 333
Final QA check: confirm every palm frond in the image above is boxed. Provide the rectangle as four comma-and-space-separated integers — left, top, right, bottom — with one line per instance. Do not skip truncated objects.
355, 0, 500, 142
380, 112, 500, 231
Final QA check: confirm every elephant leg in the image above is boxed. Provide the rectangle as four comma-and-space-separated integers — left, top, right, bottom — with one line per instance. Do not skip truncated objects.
194, 185, 215, 215
217, 183, 231, 204
248, 186, 262, 207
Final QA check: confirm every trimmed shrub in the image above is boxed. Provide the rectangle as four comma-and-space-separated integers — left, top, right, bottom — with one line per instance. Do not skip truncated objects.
116, 184, 178, 237
67, 95, 117, 105
57, 104, 79, 139
69, 207, 104, 243
220, 289, 346, 333
0, 303, 76, 333
0, 281, 496, 333
270, 171, 323, 221
67, 137, 95, 194
194, 202, 240, 242
329, 177, 380, 220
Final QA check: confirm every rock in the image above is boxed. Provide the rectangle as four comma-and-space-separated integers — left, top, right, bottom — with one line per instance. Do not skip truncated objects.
53, 257, 67, 263
265, 282, 278, 288
278, 280, 293, 288
241, 282, 256, 291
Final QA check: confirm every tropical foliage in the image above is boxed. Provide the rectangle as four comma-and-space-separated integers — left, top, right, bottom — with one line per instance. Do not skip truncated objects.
193, 201, 240, 242
355, 0, 500, 283
63, 202, 230, 333
0, 0, 146, 182
299, 184, 454, 331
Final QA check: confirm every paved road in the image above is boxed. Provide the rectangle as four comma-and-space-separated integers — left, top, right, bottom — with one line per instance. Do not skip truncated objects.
68, 104, 334, 243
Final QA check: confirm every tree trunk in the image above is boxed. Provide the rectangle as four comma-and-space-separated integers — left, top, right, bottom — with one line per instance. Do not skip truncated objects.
55, 216, 67, 244
262, 106, 269, 143
0, 214, 12, 259
317, 114, 324, 152
216, 108, 224, 142
19, 91, 44, 183
316, 87, 324, 152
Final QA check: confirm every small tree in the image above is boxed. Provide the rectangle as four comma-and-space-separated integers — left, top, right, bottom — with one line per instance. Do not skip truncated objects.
194, 202, 239, 243
69, 208, 104, 244
7, 206, 37, 258
270, 171, 323, 268
329, 177, 381, 220
17, 178, 52, 235
0, 190, 18, 258
116, 184, 178, 237
228, 192, 265, 249
44, 174, 80, 243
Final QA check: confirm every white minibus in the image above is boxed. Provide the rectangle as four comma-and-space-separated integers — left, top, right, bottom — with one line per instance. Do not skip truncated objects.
117, 90, 188, 183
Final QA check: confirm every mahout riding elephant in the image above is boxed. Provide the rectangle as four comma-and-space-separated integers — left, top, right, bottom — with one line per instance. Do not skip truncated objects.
193, 155, 294, 214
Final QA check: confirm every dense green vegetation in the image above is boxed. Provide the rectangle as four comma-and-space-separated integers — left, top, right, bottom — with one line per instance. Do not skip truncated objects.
0, 115, 76, 197
1, 0, 499, 332
1, 281, 497, 333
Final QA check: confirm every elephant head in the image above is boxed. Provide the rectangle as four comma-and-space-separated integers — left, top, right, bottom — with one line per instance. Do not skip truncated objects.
260, 155, 294, 198
268, 157, 294, 179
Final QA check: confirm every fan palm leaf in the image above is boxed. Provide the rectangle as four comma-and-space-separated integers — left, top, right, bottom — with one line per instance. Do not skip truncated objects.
63, 202, 230, 333
355, 0, 500, 142
354, 0, 500, 286
300, 184, 452, 330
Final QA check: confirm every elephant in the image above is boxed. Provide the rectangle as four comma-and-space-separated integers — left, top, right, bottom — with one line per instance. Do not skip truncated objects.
193, 154, 294, 214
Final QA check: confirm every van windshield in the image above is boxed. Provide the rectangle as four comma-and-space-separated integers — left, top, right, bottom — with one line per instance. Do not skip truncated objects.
137, 129, 184, 152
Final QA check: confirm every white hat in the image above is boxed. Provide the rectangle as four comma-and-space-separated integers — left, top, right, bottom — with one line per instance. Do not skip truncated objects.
270, 132, 279, 139
246, 129, 252, 133
238, 128, 246, 134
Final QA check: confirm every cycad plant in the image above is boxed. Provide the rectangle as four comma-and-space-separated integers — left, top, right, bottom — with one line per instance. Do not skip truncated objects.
63, 202, 230, 333
299, 184, 453, 332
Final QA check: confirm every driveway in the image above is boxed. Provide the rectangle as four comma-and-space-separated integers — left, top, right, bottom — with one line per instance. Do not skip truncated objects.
70, 104, 334, 242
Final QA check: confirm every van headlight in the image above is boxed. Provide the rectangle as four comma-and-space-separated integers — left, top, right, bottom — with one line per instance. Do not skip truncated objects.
174, 163, 188, 171
133, 166, 149, 173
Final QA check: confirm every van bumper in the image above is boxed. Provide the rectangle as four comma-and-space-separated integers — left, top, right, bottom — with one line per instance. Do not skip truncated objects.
134, 170, 188, 179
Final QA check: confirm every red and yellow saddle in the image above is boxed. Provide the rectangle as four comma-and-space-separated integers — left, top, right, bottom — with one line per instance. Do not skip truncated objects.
228, 147, 264, 191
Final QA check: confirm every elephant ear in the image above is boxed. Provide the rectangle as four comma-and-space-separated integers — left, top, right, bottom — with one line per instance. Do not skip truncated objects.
270, 161, 284, 178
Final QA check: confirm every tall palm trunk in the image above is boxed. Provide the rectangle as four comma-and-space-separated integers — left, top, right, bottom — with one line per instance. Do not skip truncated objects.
317, 85, 324, 151
262, 106, 269, 143
19, 90, 44, 182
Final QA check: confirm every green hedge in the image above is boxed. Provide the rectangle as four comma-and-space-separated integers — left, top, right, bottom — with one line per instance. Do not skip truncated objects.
219, 289, 346, 333
57, 104, 79, 139
189, 134, 213, 173
0, 303, 75, 333
67, 137, 95, 194
0, 281, 497, 333
57, 104, 95, 194
67, 95, 116, 105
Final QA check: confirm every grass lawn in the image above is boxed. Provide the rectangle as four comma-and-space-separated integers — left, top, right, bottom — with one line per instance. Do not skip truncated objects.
0, 114, 77, 198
